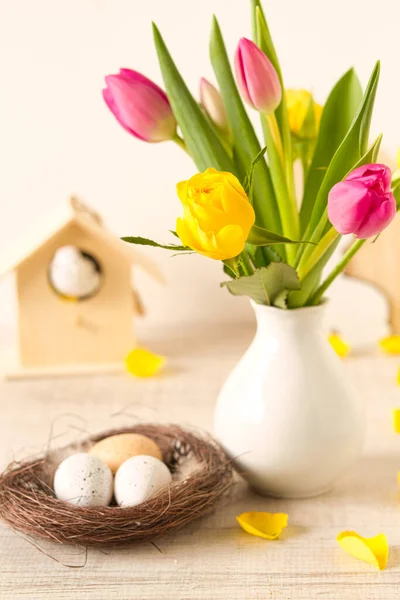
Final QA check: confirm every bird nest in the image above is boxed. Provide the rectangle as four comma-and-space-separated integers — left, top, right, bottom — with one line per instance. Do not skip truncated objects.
0, 424, 234, 547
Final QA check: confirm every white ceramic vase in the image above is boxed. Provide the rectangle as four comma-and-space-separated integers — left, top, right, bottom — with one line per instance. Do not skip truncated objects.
214, 301, 364, 498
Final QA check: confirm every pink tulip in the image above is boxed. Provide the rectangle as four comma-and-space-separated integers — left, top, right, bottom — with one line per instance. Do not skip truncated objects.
199, 78, 229, 130
103, 69, 177, 142
234, 38, 281, 114
328, 164, 396, 238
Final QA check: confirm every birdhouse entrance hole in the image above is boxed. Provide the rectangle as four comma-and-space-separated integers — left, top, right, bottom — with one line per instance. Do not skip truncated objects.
48, 245, 103, 301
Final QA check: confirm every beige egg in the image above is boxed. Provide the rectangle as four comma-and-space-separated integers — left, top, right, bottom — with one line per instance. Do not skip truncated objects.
88, 433, 162, 474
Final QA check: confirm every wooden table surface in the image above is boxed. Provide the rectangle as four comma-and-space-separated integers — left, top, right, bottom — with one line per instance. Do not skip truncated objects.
1, 321, 400, 600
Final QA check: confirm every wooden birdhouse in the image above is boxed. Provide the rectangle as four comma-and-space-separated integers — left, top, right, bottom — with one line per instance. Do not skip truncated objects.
0, 197, 163, 378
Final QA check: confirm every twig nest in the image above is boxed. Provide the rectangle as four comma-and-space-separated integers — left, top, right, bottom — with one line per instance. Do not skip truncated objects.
88, 433, 162, 474
0, 425, 234, 546
114, 455, 172, 507
53, 453, 113, 507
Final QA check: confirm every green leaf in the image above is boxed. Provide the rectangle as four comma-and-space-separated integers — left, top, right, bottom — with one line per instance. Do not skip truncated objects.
272, 289, 291, 309
251, 1, 280, 74
304, 62, 380, 240
246, 243, 283, 268
209, 16, 281, 237
200, 105, 233, 157
349, 133, 382, 172
247, 225, 315, 246
152, 23, 234, 172
300, 68, 363, 233
122, 236, 187, 251
221, 263, 301, 307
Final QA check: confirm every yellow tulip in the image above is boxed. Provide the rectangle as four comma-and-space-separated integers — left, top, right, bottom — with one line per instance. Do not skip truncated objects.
176, 168, 255, 260
286, 89, 322, 139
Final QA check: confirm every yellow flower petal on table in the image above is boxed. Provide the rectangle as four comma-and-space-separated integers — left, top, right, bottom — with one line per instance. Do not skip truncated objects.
125, 348, 166, 378
328, 333, 350, 358
337, 531, 389, 570
392, 408, 400, 432
236, 512, 288, 540
379, 335, 400, 355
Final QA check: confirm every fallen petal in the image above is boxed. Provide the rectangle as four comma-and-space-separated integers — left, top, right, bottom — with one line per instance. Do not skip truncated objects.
125, 348, 166, 378
236, 512, 288, 540
328, 333, 350, 358
392, 408, 400, 432
337, 530, 388, 570
379, 335, 400, 355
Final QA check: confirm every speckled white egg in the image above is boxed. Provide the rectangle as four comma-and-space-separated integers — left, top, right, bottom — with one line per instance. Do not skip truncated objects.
114, 455, 172, 507
53, 453, 113, 507
49, 245, 102, 299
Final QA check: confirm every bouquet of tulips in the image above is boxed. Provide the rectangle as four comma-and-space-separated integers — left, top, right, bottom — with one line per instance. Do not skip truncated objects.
103, 0, 400, 309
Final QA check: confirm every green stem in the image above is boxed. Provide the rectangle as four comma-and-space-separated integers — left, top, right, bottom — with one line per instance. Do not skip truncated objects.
261, 115, 298, 265
294, 209, 328, 270
300, 147, 310, 184
285, 146, 296, 205
239, 251, 254, 276
266, 113, 284, 163
266, 114, 298, 238
173, 134, 189, 153
223, 256, 241, 278
309, 238, 366, 305
298, 227, 339, 280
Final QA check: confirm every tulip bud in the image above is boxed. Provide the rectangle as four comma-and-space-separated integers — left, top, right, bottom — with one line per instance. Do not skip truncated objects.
328, 164, 396, 238
103, 69, 177, 143
199, 78, 229, 131
286, 89, 322, 139
234, 38, 281, 114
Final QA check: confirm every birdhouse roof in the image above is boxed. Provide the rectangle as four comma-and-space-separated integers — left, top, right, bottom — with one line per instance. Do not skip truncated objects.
0, 196, 165, 284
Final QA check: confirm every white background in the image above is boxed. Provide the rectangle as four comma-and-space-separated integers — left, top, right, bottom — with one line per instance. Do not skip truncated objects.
0, 0, 397, 330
